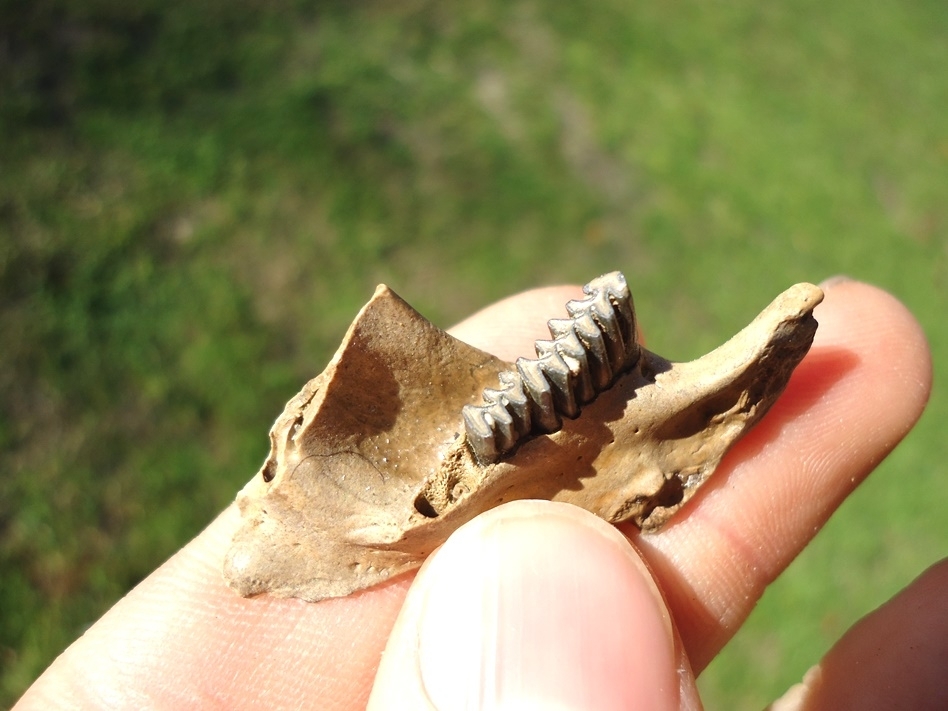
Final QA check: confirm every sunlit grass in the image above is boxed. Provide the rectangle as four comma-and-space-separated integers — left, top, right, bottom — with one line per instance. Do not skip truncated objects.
2, 0, 946, 706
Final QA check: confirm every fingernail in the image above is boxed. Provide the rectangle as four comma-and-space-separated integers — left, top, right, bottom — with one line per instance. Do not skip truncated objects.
415, 501, 678, 711
819, 275, 854, 290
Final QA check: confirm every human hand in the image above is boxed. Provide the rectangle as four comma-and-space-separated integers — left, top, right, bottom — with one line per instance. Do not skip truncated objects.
14, 278, 937, 710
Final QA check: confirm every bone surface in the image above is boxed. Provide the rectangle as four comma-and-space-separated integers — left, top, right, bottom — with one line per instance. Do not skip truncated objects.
224, 273, 823, 602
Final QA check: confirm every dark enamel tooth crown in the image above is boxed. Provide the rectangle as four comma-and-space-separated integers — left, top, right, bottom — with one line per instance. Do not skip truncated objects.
462, 271, 639, 464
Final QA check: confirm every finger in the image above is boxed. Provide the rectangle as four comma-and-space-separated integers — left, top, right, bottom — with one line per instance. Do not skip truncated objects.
448, 285, 585, 361
368, 500, 702, 711
770, 558, 948, 711
631, 279, 932, 671
14, 287, 583, 711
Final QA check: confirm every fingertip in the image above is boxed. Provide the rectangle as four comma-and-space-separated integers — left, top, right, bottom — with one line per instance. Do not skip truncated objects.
813, 278, 932, 421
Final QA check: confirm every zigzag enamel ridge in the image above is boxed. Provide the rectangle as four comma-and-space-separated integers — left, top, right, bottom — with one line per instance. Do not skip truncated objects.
462, 272, 640, 464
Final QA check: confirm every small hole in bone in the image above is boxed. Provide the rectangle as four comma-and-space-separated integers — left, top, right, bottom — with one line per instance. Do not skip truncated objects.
414, 494, 439, 518
450, 482, 469, 501
262, 459, 276, 483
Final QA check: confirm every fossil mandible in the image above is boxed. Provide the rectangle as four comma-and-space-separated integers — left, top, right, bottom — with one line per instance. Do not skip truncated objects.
224, 272, 823, 602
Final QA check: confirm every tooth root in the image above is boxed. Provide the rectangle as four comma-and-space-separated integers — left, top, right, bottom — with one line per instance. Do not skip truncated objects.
498, 371, 531, 436
571, 313, 612, 389
517, 357, 561, 433
462, 404, 498, 463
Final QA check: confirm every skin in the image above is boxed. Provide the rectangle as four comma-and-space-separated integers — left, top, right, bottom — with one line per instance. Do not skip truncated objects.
14, 278, 940, 710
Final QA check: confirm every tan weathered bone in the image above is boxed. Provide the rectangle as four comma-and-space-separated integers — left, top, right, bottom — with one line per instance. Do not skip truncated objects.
223, 273, 823, 602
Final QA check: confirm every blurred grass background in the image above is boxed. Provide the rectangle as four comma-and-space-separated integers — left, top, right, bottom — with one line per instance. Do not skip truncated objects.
1, 0, 946, 707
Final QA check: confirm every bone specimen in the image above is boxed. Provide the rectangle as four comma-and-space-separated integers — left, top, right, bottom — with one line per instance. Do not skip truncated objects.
224, 273, 823, 602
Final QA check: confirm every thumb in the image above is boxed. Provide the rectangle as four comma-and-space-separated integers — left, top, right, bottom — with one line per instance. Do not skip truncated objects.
368, 500, 701, 711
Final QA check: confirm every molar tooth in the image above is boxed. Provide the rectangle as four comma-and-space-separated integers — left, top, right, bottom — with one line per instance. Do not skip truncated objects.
462, 404, 498, 463
498, 371, 531, 436
586, 272, 636, 351
517, 357, 561, 433
536, 351, 579, 419
547, 317, 576, 340
569, 290, 628, 372
534, 338, 557, 359
538, 333, 595, 405
554, 330, 596, 404
484, 401, 517, 453
464, 271, 640, 465
481, 387, 506, 406
594, 290, 630, 370
570, 313, 612, 389
565, 296, 594, 319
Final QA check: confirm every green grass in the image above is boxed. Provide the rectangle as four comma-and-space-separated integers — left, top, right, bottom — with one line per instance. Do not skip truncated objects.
2, 0, 947, 707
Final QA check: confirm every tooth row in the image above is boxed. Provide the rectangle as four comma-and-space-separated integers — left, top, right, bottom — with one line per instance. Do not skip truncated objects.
462, 271, 639, 465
